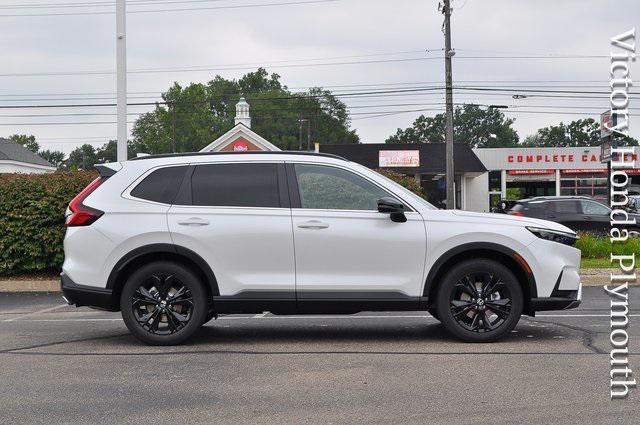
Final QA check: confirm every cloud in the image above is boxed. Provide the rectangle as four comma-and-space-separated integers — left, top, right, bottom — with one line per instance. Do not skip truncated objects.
0, 0, 637, 152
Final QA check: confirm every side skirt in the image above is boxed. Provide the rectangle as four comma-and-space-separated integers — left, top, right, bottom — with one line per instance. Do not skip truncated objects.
212, 295, 429, 315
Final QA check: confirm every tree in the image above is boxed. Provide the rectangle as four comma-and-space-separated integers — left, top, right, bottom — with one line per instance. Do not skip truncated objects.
66, 144, 98, 170
522, 118, 639, 147
38, 149, 65, 169
9, 134, 40, 153
95, 140, 139, 163
385, 104, 519, 148
131, 68, 358, 154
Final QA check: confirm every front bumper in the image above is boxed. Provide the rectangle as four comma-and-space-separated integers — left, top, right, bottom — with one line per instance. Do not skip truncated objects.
60, 273, 118, 311
530, 279, 582, 312
530, 297, 581, 311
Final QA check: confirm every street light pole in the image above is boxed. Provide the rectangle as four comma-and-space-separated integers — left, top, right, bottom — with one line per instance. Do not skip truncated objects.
116, 0, 127, 162
442, 0, 455, 209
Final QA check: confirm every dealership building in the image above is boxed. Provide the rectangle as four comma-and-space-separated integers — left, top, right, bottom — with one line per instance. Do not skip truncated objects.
473, 146, 639, 209
202, 99, 638, 212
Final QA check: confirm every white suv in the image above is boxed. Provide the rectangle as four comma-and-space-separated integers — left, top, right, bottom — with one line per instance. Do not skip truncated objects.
62, 152, 582, 345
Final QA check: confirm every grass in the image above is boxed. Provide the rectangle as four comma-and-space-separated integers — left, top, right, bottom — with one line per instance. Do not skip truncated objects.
575, 233, 639, 268
580, 258, 611, 269
575, 232, 640, 258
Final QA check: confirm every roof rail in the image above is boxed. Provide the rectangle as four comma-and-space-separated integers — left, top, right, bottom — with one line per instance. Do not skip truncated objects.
129, 150, 347, 162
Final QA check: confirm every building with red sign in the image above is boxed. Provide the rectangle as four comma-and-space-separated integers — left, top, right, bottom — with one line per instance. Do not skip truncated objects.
200, 98, 280, 153
474, 146, 640, 209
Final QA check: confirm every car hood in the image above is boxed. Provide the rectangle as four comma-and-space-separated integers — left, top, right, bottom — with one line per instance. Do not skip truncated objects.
450, 210, 576, 234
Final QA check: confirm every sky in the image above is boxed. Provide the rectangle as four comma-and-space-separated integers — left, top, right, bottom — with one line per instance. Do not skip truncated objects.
0, 0, 638, 154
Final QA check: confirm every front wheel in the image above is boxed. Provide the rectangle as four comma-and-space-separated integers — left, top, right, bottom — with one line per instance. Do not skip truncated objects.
435, 259, 523, 342
120, 261, 208, 345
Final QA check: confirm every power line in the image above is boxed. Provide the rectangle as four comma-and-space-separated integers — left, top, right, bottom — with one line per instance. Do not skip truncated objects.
0, 56, 612, 78
0, 0, 239, 9
0, 79, 616, 98
0, 0, 340, 17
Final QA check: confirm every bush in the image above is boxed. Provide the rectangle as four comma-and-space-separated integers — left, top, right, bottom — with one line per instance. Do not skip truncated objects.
375, 169, 426, 198
575, 232, 640, 259
0, 171, 97, 276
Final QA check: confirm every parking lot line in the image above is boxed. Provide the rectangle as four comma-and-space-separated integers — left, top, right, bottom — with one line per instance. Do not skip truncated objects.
3, 304, 68, 322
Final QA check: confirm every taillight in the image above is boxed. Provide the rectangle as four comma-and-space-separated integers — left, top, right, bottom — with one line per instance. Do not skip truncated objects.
508, 211, 524, 216
66, 177, 105, 226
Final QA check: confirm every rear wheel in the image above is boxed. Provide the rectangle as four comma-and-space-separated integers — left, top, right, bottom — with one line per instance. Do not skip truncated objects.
120, 261, 207, 345
435, 259, 523, 342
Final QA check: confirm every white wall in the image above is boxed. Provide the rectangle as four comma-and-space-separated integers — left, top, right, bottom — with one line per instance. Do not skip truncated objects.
0, 161, 55, 174
464, 173, 489, 212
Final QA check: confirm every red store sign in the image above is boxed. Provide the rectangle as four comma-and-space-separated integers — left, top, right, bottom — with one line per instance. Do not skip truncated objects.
507, 152, 638, 164
507, 169, 555, 175
561, 169, 607, 174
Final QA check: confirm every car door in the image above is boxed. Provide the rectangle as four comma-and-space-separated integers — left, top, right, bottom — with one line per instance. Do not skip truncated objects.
167, 161, 295, 298
545, 200, 583, 232
579, 200, 610, 234
288, 162, 427, 300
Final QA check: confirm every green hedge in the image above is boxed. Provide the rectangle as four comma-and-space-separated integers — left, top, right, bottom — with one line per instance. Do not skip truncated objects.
0, 171, 97, 276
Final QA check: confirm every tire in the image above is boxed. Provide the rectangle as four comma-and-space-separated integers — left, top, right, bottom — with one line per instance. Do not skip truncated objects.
120, 261, 208, 346
435, 259, 523, 343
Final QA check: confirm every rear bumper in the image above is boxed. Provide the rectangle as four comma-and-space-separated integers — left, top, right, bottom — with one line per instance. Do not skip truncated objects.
60, 273, 118, 311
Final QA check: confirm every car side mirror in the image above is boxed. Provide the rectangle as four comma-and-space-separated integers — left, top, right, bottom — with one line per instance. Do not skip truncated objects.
377, 197, 407, 223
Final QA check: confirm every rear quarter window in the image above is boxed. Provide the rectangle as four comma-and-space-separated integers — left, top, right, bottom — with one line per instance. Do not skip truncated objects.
130, 166, 188, 204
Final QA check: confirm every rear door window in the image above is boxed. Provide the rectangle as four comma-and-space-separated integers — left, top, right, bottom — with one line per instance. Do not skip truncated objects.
191, 163, 280, 207
548, 200, 580, 214
130, 166, 188, 204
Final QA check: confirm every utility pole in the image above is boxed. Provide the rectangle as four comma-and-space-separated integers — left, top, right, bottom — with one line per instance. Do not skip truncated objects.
171, 102, 177, 153
442, 0, 455, 209
116, 0, 127, 162
298, 117, 305, 150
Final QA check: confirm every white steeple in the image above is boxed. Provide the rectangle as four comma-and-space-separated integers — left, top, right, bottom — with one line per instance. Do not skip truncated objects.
235, 97, 251, 128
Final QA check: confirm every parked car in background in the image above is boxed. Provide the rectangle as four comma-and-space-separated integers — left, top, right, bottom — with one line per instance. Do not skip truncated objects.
508, 196, 640, 235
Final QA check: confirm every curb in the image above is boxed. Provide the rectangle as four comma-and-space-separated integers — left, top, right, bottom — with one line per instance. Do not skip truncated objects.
0, 270, 632, 293
0, 280, 60, 293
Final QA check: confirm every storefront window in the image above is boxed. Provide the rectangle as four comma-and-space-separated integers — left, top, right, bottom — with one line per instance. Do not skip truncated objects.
488, 171, 502, 192
560, 173, 607, 196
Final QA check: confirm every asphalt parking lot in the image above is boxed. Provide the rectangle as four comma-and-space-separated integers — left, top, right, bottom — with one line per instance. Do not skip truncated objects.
1, 287, 638, 424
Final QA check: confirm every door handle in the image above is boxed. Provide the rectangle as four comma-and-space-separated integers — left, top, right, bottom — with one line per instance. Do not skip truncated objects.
297, 220, 329, 229
177, 217, 210, 226
583, 216, 592, 221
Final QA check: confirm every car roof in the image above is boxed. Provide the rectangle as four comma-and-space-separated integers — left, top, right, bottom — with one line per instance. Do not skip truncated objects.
520, 196, 592, 203
129, 151, 347, 162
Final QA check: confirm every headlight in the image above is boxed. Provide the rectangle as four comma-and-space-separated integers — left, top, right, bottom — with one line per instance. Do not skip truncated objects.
526, 227, 578, 246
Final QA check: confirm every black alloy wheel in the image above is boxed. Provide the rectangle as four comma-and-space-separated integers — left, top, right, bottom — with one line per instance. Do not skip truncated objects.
121, 261, 207, 345
436, 259, 523, 342
132, 274, 193, 335
449, 272, 512, 333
